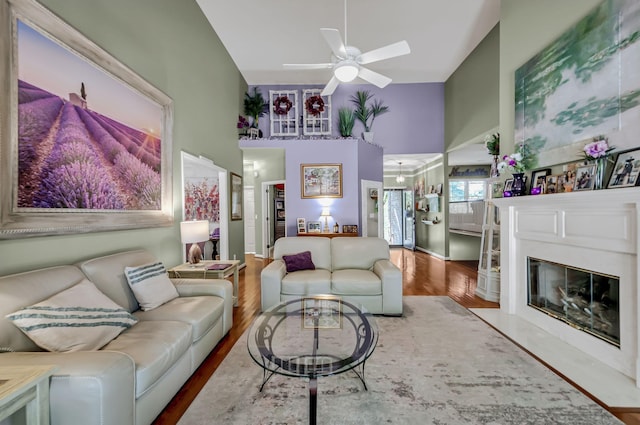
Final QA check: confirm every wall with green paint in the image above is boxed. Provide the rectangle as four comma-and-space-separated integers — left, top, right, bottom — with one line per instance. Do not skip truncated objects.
0, 0, 246, 276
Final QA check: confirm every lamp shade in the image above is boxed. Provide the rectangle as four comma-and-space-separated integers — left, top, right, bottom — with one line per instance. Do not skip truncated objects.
334, 61, 359, 82
320, 207, 331, 217
180, 220, 210, 244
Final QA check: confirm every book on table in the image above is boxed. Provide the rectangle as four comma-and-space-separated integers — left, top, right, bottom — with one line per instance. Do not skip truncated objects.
207, 263, 232, 271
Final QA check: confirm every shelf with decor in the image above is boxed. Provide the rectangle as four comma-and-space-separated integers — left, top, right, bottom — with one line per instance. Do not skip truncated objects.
476, 196, 500, 303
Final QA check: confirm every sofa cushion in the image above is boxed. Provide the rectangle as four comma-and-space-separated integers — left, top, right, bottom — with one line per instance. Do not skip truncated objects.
77, 249, 159, 313
0, 265, 88, 352
6, 279, 138, 352
101, 320, 192, 398
282, 251, 315, 273
274, 237, 332, 271
331, 269, 382, 295
331, 237, 390, 270
134, 295, 224, 342
281, 269, 331, 295
124, 262, 179, 311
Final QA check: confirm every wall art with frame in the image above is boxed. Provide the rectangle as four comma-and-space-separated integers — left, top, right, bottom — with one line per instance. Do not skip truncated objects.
514, 0, 640, 169
181, 151, 228, 261
230, 172, 243, 221
0, 0, 174, 239
300, 163, 343, 198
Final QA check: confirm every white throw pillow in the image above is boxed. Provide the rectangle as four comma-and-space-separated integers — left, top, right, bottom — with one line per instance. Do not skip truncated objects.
6, 279, 138, 352
124, 262, 179, 311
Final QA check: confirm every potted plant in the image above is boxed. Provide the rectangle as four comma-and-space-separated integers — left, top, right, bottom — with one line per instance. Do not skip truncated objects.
243, 87, 268, 130
337, 107, 355, 137
350, 90, 389, 142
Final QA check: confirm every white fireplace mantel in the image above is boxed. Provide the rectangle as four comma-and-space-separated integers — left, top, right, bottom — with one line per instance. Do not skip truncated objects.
473, 187, 640, 407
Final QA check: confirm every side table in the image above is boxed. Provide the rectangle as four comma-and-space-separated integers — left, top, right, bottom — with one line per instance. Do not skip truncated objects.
168, 260, 240, 307
0, 365, 57, 425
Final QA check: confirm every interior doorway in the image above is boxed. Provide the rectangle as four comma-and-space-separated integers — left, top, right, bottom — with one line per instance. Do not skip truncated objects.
261, 180, 285, 259
383, 189, 414, 249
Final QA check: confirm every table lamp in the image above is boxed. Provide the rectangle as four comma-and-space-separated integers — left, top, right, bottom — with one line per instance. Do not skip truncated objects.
321, 207, 331, 233
180, 220, 209, 264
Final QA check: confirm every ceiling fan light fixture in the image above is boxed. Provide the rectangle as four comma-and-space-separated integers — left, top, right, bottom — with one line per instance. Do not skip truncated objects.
334, 60, 359, 82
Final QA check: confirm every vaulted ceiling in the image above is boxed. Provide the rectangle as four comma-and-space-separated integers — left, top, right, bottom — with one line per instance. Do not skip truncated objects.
197, 0, 500, 171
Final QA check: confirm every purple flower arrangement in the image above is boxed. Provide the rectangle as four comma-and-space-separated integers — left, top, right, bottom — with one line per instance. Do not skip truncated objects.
582, 136, 613, 160
497, 152, 526, 173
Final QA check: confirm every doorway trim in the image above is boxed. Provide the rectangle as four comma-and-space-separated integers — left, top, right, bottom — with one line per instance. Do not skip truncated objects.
360, 179, 383, 237
261, 179, 285, 259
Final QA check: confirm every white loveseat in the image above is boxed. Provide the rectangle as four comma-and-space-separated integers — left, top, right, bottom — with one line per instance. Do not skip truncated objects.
0, 249, 232, 425
261, 237, 402, 315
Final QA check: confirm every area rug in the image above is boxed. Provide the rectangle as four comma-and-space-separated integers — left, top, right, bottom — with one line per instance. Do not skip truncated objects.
178, 296, 622, 425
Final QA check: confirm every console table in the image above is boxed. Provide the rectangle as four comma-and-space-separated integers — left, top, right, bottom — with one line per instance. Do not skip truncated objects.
168, 260, 240, 306
297, 233, 358, 238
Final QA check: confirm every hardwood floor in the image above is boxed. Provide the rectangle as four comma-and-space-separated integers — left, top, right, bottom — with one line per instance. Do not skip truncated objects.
153, 249, 638, 425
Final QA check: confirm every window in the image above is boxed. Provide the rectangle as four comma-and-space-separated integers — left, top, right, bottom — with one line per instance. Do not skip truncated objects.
449, 180, 485, 202
448, 180, 487, 234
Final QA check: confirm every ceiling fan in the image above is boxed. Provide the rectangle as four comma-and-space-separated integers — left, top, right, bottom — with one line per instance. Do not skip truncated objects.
283, 0, 411, 96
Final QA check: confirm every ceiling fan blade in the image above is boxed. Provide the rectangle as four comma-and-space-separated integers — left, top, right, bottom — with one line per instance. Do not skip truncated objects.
283, 63, 333, 70
321, 76, 340, 96
320, 28, 347, 58
358, 67, 392, 88
358, 40, 411, 65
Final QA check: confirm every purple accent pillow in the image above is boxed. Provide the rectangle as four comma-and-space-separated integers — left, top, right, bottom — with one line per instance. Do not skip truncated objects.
282, 251, 315, 273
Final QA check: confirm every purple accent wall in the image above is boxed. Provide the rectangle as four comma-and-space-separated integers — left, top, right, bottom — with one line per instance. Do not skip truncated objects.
239, 138, 383, 235
251, 82, 444, 154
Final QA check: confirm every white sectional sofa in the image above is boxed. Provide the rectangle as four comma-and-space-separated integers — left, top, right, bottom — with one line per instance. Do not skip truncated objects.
261, 237, 402, 315
0, 249, 233, 425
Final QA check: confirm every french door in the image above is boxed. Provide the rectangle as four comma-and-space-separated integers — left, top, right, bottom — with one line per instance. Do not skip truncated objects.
383, 189, 414, 249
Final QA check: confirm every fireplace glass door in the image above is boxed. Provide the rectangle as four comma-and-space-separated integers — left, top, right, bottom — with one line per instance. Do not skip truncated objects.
527, 257, 620, 346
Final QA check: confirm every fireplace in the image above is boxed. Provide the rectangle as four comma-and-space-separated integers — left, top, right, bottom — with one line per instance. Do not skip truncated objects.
527, 257, 620, 347
472, 188, 640, 405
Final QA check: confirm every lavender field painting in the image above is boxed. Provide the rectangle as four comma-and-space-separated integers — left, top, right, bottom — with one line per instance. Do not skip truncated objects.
18, 81, 162, 210
0, 0, 173, 239
16, 20, 163, 211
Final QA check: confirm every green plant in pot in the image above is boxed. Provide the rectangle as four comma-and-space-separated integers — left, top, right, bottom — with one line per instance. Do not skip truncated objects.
243, 87, 268, 130
350, 90, 389, 142
337, 107, 356, 137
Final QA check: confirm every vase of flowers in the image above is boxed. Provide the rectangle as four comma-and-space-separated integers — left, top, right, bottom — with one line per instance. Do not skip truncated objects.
485, 132, 500, 178
582, 136, 614, 190
498, 148, 527, 196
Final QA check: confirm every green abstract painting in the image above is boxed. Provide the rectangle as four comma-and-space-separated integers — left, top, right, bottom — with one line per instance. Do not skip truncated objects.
515, 0, 640, 168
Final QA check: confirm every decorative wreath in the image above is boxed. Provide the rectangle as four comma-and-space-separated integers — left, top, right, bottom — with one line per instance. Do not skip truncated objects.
273, 96, 293, 115
305, 95, 325, 117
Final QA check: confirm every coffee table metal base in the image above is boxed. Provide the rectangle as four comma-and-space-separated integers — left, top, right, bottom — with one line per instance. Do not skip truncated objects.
258, 359, 370, 425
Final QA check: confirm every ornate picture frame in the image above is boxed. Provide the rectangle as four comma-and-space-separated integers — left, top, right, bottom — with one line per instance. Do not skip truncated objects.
0, 0, 173, 239
300, 163, 343, 199
230, 172, 242, 221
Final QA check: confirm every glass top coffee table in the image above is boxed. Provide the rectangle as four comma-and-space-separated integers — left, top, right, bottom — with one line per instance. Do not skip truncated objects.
247, 296, 378, 425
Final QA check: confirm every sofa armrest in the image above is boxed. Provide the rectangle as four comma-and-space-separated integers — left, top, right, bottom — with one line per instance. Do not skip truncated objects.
171, 278, 233, 334
373, 259, 403, 315
260, 260, 286, 311
0, 351, 135, 425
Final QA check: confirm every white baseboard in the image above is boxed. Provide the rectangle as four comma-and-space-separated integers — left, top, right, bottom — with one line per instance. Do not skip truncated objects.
415, 246, 450, 260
